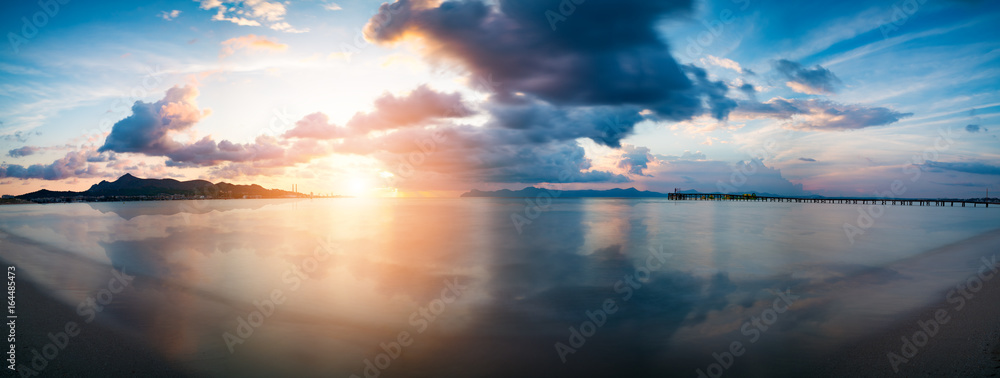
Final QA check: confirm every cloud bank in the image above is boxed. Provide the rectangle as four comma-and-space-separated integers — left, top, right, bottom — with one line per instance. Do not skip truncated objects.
924, 161, 1000, 176
197, 0, 307, 33
363, 0, 734, 124
735, 98, 911, 130
772, 59, 841, 95
0, 148, 112, 180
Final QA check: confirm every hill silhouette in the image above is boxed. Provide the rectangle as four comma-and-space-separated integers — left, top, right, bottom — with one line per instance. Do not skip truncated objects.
16, 173, 297, 200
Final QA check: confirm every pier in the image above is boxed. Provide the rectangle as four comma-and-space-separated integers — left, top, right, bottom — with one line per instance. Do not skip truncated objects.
665, 193, 993, 208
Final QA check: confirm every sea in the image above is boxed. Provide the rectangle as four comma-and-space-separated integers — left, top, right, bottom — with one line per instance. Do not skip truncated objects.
0, 198, 997, 377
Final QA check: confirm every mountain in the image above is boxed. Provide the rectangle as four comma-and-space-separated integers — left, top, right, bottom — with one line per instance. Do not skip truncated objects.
461, 187, 672, 198
674, 188, 824, 198
85, 173, 217, 196
15, 174, 298, 201
460, 187, 823, 198
13, 189, 82, 200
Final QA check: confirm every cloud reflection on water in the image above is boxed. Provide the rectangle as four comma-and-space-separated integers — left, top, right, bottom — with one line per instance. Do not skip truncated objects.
0, 199, 997, 376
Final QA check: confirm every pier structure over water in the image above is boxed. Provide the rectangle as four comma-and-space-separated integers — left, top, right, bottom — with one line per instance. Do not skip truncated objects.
665, 193, 992, 208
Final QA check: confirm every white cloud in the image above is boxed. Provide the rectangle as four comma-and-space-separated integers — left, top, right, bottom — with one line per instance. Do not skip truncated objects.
196, 0, 308, 33
159, 10, 182, 21
701, 55, 744, 73
269, 22, 308, 34
219, 34, 288, 58
213, 14, 261, 26
785, 81, 825, 95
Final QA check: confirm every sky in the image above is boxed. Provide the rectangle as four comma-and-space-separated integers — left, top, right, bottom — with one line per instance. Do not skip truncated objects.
0, 0, 998, 198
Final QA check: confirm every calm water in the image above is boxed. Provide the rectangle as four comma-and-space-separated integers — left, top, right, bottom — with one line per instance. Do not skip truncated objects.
0, 198, 998, 377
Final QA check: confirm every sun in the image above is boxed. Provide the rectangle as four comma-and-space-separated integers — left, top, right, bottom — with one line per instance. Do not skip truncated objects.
338, 171, 401, 198
346, 176, 371, 197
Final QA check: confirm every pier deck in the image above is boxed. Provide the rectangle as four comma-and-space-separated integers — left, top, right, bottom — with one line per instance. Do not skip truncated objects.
665, 193, 993, 207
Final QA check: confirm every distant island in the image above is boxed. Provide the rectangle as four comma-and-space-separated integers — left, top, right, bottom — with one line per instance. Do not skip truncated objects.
462, 187, 671, 198
3, 174, 327, 204
460, 187, 793, 198
460, 187, 999, 203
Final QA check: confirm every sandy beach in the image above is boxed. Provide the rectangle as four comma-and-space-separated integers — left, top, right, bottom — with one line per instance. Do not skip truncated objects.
2, 256, 190, 377
821, 230, 1000, 377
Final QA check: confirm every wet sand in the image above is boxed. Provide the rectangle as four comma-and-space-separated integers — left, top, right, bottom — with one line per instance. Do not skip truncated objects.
822, 230, 1000, 377
2, 254, 190, 377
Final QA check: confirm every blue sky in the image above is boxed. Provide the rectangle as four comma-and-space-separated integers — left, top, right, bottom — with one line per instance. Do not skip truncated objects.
1, 0, 998, 197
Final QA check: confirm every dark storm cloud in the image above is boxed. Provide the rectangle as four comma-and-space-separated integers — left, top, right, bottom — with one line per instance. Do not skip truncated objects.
772, 59, 841, 94
7, 146, 38, 158
336, 122, 629, 185
474, 141, 630, 183
735, 97, 805, 118
99, 85, 209, 155
96, 86, 332, 171
686, 64, 738, 120
27, 0, 741, 185
484, 96, 646, 148
0, 149, 112, 180
617, 145, 654, 176
735, 98, 911, 131
319, 0, 748, 186
363, 0, 735, 124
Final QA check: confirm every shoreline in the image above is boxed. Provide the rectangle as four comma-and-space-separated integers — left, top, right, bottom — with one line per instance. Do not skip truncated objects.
0, 254, 190, 377
0, 196, 339, 206
821, 231, 1000, 377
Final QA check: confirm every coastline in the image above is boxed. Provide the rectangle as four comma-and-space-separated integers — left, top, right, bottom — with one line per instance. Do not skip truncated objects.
821, 230, 1000, 377
0, 254, 189, 377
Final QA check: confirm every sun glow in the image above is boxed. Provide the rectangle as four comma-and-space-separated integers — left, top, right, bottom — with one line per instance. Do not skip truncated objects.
340, 171, 402, 198
346, 176, 372, 197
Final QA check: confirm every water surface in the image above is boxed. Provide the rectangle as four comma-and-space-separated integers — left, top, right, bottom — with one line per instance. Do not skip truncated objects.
0, 198, 997, 377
